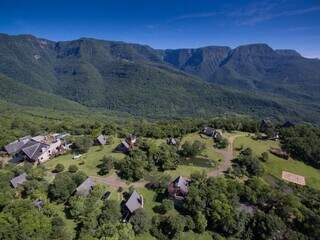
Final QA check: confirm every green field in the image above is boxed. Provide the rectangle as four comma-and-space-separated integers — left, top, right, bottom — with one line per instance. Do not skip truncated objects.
234, 135, 320, 189
44, 139, 125, 176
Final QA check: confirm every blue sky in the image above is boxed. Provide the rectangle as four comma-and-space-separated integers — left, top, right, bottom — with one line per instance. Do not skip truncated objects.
0, 0, 320, 57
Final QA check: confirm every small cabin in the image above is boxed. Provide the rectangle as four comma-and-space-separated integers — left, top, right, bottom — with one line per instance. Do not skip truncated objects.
202, 127, 216, 137
95, 135, 108, 145
116, 135, 137, 154
168, 176, 190, 200
75, 177, 95, 196
125, 190, 144, 214
10, 173, 27, 188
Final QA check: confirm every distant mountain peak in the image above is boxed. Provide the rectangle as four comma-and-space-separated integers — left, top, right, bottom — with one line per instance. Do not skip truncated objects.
232, 43, 275, 55
275, 49, 302, 57
235, 43, 272, 48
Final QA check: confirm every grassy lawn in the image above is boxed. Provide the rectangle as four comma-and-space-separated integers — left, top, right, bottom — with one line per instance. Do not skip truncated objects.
165, 165, 209, 177
44, 138, 125, 176
135, 187, 161, 216
234, 135, 320, 189
165, 133, 223, 177
102, 184, 122, 202
141, 137, 166, 146
178, 231, 213, 240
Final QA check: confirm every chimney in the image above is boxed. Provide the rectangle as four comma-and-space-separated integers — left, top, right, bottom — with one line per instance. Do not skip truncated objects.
139, 195, 144, 208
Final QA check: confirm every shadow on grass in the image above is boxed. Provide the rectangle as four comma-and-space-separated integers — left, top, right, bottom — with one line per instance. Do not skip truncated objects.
180, 157, 215, 168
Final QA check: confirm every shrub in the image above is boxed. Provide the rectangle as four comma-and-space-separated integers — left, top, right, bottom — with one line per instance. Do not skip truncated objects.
49, 172, 76, 202
54, 164, 65, 173
179, 140, 205, 158
68, 165, 78, 173
97, 156, 114, 176
261, 152, 269, 162
71, 171, 88, 186
130, 209, 151, 234
233, 148, 264, 176
160, 199, 174, 213
215, 138, 229, 149
78, 161, 85, 165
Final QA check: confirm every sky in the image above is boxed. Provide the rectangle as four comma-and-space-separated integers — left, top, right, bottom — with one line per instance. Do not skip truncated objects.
0, 0, 320, 58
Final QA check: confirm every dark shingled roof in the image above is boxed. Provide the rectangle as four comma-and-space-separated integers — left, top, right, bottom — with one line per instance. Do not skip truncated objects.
125, 190, 144, 213
75, 177, 95, 196
4, 136, 31, 155
168, 176, 190, 200
21, 140, 49, 161
202, 127, 215, 136
10, 173, 27, 188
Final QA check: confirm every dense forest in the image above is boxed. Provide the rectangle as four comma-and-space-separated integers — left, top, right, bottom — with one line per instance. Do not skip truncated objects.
280, 126, 320, 169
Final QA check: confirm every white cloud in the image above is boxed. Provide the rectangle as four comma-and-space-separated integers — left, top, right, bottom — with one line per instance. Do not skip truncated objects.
169, 1, 320, 26
172, 11, 218, 21
232, 2, 320, 26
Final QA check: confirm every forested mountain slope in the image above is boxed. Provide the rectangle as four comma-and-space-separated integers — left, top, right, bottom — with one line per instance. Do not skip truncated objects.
163, 44, 320, 103
0, 73, 87, 112
0, 33, 319, 123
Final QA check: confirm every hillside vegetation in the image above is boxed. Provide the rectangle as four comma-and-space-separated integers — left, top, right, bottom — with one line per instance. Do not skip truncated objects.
0, 34, 320, 123
0, 74, 87, 111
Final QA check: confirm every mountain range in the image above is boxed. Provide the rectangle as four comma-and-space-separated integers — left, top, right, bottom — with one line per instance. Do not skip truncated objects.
0, 33, 319, 123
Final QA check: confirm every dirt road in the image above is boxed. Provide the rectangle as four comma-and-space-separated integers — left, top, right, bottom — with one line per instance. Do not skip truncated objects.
207, 135, 238, 177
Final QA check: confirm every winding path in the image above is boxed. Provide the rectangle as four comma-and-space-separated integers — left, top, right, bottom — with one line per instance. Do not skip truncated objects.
91, 134, 240, 189
207, 134, 239, 177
